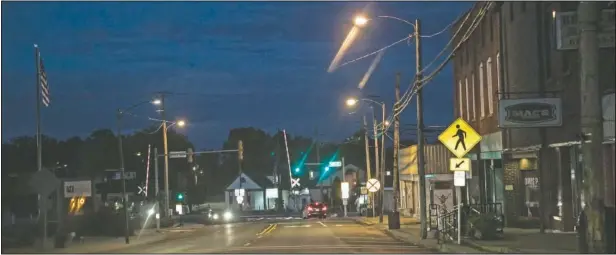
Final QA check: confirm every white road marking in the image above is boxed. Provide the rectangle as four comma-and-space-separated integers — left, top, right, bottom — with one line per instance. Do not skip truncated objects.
318, 221, 327, 227
282, 224, 312, 228
335, 224, 343, 227
244, 243, 251, 246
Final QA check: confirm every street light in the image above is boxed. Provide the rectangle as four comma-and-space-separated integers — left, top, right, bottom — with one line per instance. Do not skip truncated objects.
345, 96, 386, 222
116, 98, 160, 244
350, 13, 422, 234
354, 16, 369, 27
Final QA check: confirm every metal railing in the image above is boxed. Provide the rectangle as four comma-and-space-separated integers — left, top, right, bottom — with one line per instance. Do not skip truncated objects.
433, 202, 505, 244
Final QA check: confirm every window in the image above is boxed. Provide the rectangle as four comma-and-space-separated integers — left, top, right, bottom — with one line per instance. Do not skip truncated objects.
496, 52, 501, 95
487, 58, 494, 115
479, 63, 485, 118
471, 73, 476, 121
465, 77, 470, 120
458, 80, 464, 118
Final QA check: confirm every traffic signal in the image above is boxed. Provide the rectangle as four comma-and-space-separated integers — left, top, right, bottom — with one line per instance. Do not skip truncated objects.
176, 192, 185, 201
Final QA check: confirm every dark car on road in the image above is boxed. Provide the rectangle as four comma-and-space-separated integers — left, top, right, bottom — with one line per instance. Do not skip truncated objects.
302, 202, 328, 219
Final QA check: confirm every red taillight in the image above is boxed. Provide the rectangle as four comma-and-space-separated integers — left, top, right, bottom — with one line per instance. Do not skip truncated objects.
307, 207, 313, 211
322, 206, 327, 211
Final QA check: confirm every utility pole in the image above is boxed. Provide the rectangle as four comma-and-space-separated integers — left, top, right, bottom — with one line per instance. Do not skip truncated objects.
415, 18, 428, 239
363, 116, 373, 216
379, 103, 386, 224
316, 127, 323, 198
154, 147, 160, 230
160, 94, 170, 219
372, 107, 381, 220
578, 2, 605, 253
116, 110, 130, 244
391, 72, 402, 229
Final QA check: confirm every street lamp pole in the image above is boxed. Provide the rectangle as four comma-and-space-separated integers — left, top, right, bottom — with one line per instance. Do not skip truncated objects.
116, 109, 131, 244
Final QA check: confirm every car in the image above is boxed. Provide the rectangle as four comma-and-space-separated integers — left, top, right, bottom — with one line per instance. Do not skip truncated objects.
302, 202, 328, 219
207, 208, 237, 224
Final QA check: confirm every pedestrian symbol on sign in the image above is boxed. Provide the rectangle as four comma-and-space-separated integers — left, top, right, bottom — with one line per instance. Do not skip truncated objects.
453, 125, 467, 151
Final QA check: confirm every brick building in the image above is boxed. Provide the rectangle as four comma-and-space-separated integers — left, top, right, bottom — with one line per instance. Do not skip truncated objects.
451, 2, 615, 231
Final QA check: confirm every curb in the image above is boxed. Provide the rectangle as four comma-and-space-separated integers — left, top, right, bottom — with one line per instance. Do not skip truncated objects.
379, 227, 441, 253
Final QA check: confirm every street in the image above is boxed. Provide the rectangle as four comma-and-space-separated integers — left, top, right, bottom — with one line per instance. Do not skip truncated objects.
105, 218, 435, 254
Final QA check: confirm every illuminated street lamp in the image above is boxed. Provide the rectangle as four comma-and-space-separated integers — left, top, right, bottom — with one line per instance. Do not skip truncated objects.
354, 16, 369, 27
346, 98, 359, 106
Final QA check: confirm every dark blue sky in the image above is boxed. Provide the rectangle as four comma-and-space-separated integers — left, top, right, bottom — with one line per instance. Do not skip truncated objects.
1, 1, 470, 149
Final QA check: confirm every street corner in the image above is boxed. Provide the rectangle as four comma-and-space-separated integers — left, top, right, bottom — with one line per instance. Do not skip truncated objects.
351, 217, 376, 226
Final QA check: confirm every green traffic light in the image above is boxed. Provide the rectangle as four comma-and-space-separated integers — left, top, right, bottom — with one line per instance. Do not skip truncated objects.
177, 193, 184, 200
325, 166, 330, 171
295, 167, 300, 173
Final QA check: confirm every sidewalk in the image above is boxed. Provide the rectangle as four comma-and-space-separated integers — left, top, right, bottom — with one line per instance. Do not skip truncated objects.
353, 217, 579, 254
464, 228, 578, 254
354, 216, 419, 226
4, 229, 166, 254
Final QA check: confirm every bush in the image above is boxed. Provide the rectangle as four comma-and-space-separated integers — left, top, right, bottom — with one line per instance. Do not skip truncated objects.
467, 213, 500, 240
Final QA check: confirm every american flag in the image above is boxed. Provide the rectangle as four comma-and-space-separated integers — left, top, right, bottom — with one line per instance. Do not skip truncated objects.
39, 57, 50, 107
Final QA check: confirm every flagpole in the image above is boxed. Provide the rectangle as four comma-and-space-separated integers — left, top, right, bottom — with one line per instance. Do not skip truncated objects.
34, 44, 47, 249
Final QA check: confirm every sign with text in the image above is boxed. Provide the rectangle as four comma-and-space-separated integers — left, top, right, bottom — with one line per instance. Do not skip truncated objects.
555, 10, 615, 50
328, 161, 342, 167
499, 98, 563, 128
454, 171, 466, 187
169, 151, 187, 158
64, 180, 92, 198
341, 182, 350, 199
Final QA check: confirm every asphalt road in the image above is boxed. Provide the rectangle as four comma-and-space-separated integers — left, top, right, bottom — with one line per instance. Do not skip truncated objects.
105, 218, 435, 254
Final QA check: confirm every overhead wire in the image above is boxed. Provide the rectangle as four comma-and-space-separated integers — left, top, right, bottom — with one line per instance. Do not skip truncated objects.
393, 2, 492, 117
373, 2, 492, 137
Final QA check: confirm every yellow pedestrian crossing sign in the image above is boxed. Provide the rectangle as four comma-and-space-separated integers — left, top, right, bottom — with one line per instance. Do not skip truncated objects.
438, 118, 481, 158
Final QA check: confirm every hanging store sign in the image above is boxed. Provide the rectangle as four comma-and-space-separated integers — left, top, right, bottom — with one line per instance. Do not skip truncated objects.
498, 98, 562, 128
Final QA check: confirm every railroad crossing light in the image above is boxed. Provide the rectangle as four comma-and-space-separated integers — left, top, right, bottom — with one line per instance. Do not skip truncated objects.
238, 140, 244, 161
187, 148, 194, 163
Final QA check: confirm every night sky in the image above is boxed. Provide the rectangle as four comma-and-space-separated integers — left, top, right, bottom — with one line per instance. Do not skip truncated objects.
1, 1, 471, 149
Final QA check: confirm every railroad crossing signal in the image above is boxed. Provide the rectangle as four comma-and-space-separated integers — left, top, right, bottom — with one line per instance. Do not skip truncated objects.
449, 158, 471, 171
366, 178, 380, 193
137, 185, 146, 196
438, 118, 482, 158
291, 178, 300, 188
